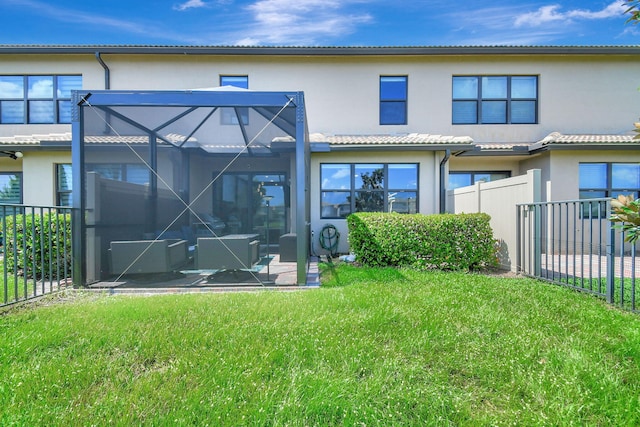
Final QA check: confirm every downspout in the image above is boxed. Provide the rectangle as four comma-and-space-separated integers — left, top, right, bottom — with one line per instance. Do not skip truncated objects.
95, 52, 111, 133
439, 149, 451, 214
95, 52, 110, 89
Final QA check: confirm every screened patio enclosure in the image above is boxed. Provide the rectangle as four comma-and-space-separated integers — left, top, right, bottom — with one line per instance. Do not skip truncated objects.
71, 89, 309, 286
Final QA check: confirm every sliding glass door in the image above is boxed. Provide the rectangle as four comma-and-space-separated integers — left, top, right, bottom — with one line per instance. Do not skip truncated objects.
212, 172, 288, 245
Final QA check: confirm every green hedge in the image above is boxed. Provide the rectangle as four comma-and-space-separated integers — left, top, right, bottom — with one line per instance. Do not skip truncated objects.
3, 212, 72, 280
346, 212, 497, 271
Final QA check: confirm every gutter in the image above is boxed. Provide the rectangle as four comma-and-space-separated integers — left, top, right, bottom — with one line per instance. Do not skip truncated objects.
95, 52, 110, 89
439, 149, 451, 214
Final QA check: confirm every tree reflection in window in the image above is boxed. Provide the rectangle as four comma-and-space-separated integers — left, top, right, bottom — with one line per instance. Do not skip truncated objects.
354, 168, 384, 212
320, 163, 418, 219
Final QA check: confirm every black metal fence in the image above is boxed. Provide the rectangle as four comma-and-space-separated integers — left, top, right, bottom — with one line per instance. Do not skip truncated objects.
0, 204, 73, 308
517, 198, 638, 312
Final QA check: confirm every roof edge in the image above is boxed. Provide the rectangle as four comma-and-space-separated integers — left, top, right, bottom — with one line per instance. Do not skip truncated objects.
1, 45, 640, 56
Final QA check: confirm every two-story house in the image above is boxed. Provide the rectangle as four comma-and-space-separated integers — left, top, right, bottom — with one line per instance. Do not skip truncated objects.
0, 45, 639, 284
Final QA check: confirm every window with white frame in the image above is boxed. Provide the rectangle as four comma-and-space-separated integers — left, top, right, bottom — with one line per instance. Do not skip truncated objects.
0, 75, 82, 124
320, 163, 418, 218
452, 75, 537, 124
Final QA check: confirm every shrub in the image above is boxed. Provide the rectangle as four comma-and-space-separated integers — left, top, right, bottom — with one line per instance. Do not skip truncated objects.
347, 212, 496, 271
610, 194, 640, 243
3, 211, 72, 280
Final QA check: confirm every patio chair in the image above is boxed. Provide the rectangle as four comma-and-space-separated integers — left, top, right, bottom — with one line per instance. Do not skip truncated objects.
109, 239, 189, 275
195, 234, 260, 270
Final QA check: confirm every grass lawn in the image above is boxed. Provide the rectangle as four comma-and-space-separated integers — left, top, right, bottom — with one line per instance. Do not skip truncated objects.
1, 264, 639, 425
0, 254, 40, 305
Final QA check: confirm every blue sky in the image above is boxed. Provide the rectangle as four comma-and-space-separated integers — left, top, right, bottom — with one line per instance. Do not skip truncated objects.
0, 0, 638, 46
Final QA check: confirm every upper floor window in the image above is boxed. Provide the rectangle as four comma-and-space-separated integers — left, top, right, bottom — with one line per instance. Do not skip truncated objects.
220, 75, 248, 89
449, 171, 511, 190
0, 75, 82, 124
321, 163, 418, 218
220, 75, 249, 126
452, 75, 537, 125
380, 76, 407, 125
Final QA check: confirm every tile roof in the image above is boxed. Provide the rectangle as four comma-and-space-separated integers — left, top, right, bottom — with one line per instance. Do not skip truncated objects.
0, 132, 196, 146
0, 132, 72, 145
537, 132, 638, 145
474, 142, 531, 151
1, 131, 637, 153
310, 133, 473, 146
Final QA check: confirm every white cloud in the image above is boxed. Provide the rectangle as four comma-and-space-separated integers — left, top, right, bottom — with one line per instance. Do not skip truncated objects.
332, 168, 350, 180
445, 1, 631, 46
515, 1, 626, 27
237, 0, 374, 45
174, 0, 208, 11
29, 78, 53, 97
173, 0, 236, 11
0, 80, 23, 98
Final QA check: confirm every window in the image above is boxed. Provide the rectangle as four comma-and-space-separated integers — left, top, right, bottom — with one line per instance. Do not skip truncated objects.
580, 163, 640, 200
56, 164, 72, 207
0, 172, 22, 215
452, 75, 537, 124
220, 75, 249, 125
0, 75, 82, 124
88, 163, 150, 185
380, 76, 407, 125
220, 76, 248, 89
321, 163, 418, 218
448, 171, 511, 190
579, 163, 640, 217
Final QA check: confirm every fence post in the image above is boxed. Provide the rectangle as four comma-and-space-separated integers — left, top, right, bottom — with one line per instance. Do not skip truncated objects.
474, 180, 482, 213
606, 200, 615, 304
534, 203, 542, 277
516, 205, 521, 274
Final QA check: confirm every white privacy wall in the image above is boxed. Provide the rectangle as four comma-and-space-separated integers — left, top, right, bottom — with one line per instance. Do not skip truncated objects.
447, 169, 542, 271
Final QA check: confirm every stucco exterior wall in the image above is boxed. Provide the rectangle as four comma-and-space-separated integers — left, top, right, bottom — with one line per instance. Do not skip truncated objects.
0, 54, 640, 142
519, 153, 551, 201
21, 151, 71, 206
97, 53, 640, 142
0, 158, 23, 174
4, 51, 637, 143
547, 150, 640, 202
0, 54, 103, 138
